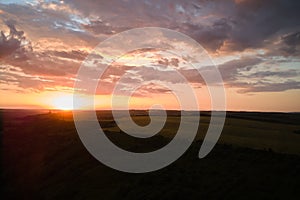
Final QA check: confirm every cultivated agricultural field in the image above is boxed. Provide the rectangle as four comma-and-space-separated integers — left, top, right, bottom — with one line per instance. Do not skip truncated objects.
1, 109, 300, 199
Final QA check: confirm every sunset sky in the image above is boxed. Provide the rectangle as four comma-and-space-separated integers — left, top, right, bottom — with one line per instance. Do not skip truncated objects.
0, 0, 299, 111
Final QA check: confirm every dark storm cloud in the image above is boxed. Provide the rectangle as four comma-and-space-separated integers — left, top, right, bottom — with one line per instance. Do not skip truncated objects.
180, 18, 233, 52
65, 0, 300, 53
2, 0, 300, 55
0, 20, 32, 58
278, 32, 300, 56
225, 0, 300, 51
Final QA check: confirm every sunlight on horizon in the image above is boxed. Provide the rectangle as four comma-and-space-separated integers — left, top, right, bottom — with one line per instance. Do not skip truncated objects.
51, 95, 73, 110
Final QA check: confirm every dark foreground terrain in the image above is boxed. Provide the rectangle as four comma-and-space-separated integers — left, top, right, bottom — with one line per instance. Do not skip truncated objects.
1, 109, 300, 199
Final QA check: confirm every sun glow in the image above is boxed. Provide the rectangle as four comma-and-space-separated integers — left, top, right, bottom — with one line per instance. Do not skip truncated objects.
51, 95, 73, 110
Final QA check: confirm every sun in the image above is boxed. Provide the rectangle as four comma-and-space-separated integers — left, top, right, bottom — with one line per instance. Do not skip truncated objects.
51, 95, 73, 110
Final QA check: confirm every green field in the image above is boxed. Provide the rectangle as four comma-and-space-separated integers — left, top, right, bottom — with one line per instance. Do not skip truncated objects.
101, 111, 300, 155
1, 110, 300, 199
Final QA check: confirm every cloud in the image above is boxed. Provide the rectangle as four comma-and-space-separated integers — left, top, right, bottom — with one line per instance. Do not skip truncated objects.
245, 70, 300, 79
50, 50, 88, 61
236, 81, 300, 93
83, 19, 129, 35
0, 19, 32, 58
158, 57, 180, 68
219, 0, 300, 52
0, 0, 299, 96
278, 32, 300, 56
3, 0, 300, 54
180, 18, 233, 52
217, 57, 300, 92
64, 0, 300, 53
134, 82, 172, 97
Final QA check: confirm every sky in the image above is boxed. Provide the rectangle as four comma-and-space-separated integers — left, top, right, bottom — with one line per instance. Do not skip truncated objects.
0, 0, 299, 111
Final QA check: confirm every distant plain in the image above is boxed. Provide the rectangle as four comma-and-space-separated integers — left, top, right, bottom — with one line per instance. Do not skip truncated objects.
1, 109, 300, 199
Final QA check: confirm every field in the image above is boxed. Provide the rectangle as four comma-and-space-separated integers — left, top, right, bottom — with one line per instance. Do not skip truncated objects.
1, 109, 300, 199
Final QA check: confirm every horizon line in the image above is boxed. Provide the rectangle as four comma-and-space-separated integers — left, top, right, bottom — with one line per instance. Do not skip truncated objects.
0, 107, 299, 114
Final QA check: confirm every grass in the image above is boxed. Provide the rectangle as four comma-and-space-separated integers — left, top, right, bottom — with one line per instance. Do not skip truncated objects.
1, 110, 300, 199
